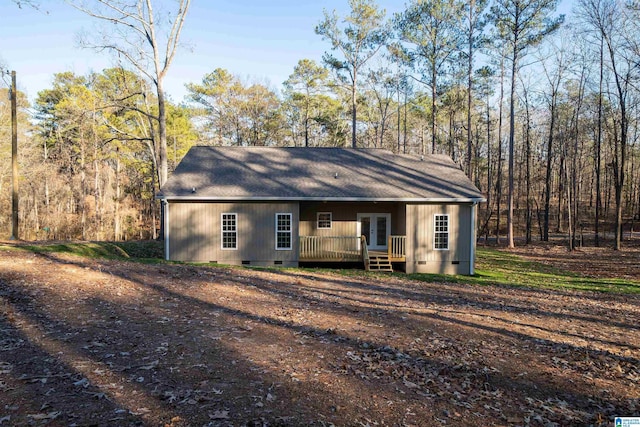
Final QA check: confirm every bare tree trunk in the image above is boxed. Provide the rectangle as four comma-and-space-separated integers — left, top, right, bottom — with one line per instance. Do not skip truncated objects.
80, 137, 87, 241
403, 90, 408, 154
571, 68, 586, 249
524, 91, 532, 244
466, 0, 475, 180
543, 97, 556, 242
507, 47, 517, 248
565, 153, 574, 250
485, 91, 492, 243
496, 57, 505, 244
595, 35, 603, 247
449, 112, 455, 158
157, 83, 168, 187
432, 62, 437, 154
351, 71, 357, 148
557, 154, 564, 233
114, 152, 121, 241
397, 78, 401, 153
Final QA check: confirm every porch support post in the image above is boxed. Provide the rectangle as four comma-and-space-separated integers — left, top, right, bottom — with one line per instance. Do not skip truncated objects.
470, 202, 477, 275
163, 199, 170, 260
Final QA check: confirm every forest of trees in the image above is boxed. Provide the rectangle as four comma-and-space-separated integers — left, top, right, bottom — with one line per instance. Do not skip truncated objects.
2, 0, 640, 250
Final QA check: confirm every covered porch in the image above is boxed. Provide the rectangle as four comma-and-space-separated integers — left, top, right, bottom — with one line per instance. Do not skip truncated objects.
298, 201, 407, 271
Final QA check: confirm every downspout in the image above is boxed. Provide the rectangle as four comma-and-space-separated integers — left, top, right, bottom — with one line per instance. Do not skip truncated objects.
163, 199, 170, 261
470, 202, 477, 275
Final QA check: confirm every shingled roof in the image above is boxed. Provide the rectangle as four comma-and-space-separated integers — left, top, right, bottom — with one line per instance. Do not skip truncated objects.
157, 147, 485, 202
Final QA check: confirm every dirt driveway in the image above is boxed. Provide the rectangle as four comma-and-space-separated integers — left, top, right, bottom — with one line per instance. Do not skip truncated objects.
0, 246, 638, 426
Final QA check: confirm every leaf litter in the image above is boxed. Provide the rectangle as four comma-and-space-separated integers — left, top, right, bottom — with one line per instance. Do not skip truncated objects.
0, 245, 638, 425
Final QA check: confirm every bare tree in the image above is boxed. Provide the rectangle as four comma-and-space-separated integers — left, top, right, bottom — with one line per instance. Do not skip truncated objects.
539, 38, 568, 243
489, 0, 563, 248
66, 0, 191, 189
12, 1, 40, 8
578, 0, 636, 250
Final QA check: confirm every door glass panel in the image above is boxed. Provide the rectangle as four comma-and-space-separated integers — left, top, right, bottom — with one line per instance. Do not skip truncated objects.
361, 217, 371, 245
376, 216, 387, 246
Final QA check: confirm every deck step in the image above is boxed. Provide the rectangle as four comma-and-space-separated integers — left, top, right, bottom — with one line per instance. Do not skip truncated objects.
368, 255, 393, 272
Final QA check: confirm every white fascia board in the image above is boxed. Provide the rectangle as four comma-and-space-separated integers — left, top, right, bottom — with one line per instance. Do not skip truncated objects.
159, 196, 486, 203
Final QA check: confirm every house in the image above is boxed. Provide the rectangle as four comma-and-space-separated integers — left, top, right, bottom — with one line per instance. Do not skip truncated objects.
156, 147, 485, 274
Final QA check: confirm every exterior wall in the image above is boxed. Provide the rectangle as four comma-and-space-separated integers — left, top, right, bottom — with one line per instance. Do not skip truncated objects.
166, 200, 477, 274
167, 201, 299, 266
299, 202, 405, 236
405, 203, 476, 275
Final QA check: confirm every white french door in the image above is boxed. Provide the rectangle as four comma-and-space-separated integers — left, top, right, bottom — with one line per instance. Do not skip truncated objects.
357, 213, 391, 251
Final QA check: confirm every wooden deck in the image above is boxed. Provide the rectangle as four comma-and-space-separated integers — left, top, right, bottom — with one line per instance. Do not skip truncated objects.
299, 235, 406, 265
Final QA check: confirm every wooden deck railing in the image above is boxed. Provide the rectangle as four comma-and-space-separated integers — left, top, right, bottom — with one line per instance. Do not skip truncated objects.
299, 236, 361, 261
299, 235, 407, 263
388, 235, 407, 261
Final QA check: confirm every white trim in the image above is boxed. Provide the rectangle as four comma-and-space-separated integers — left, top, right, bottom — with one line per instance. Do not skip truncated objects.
163, 199, 169, 260
317, 212, 332, 229
157, 196, 486, 203
433, 214, 449, 251
357, 213, 391, 251
221, 212, 238, 250
470, 202, 476, 275
275, 212, 293, 250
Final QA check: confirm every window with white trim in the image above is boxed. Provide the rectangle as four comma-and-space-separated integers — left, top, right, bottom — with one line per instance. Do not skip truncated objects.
434, 214, 449, 250
276, 213, 292, 250
221, 213, 237, 250
317, 212, 332, 229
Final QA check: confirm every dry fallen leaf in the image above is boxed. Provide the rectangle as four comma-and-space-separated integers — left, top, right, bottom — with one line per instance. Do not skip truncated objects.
27, 411, 61, 421
209, 410, 230, 419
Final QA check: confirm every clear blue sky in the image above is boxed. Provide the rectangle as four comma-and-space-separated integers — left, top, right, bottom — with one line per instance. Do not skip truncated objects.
0, 0, 570, 103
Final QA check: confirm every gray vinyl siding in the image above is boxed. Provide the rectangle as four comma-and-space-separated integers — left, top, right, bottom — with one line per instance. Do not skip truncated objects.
168, 202, 299, 265
166, 200, 477, 274
405, 203, 473, 274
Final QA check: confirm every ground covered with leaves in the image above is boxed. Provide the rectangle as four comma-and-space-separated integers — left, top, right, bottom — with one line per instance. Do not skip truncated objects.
0, 242, 638, 426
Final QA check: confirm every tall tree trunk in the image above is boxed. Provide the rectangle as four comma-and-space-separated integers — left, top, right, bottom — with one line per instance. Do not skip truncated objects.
543, 96, 556, 242
80, 138, 87, 241
485, 92, 492, 243
571, 69, 586, 249
565, 153, 574, 250
595, 35, 603, 246
403, 90, 408, 154
557, 154, 564, 233
115, 151, 121, 241
466, 0, 475, 180
449, 112, 455, 158
496, 56, 505, 244
397, 78, 401, 153
305, 93, 310, 147
610, 68, 626, 251
157, 83, 168, 187
432, 61, 437, 154
507, 47, 517, 248
524, 94, 532, 244
351, 71, 357, 148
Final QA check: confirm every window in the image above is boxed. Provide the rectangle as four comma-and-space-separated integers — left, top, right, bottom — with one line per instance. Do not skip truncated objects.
221, 213, 237, 250
276, 213, 292, 250
434, 214, 449, 250
317, 212, 332, 229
